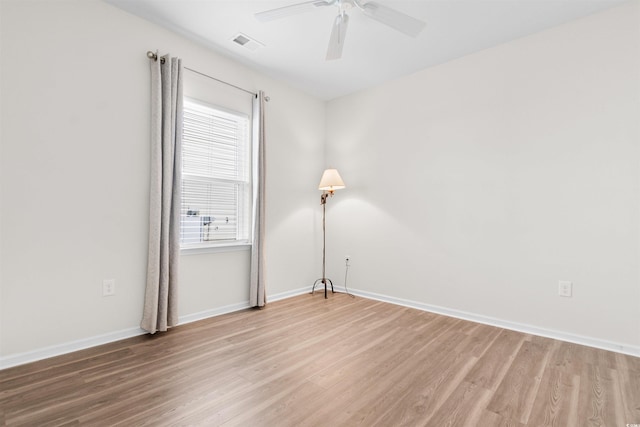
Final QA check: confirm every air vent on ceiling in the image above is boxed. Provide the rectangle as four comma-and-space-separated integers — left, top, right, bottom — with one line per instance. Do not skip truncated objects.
232, 33, 264, 51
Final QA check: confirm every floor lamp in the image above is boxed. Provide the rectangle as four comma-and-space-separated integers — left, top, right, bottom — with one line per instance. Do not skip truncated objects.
312, 168, 345, 298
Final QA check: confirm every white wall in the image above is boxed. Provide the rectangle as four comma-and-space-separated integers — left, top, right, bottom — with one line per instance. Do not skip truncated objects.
326, 2, 640, 351
0, 0, 324, 361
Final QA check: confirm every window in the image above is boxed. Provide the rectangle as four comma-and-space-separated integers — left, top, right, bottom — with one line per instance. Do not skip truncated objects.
181, 98, 251, 249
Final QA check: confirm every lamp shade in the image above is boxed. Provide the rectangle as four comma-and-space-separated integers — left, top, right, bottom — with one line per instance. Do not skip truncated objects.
318, 168, 346, 192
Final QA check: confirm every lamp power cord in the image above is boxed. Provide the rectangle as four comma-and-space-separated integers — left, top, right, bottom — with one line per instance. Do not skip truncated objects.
344, 263, 355, 298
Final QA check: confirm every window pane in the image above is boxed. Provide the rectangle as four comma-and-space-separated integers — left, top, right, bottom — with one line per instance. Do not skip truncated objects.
181, 178, 239, 241
181, 98, 250, 247
183, 109, 244, 180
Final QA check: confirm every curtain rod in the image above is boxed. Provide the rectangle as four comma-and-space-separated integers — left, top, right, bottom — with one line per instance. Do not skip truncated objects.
146, 51, 266, 100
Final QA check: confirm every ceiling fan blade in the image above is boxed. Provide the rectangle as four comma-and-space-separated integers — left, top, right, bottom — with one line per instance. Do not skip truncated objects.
326, 13, 350, 60
359, 1, 425, 38
255, 0, 334, 22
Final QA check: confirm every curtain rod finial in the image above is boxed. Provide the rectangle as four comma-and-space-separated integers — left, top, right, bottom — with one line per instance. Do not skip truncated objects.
147, 51, 157, 60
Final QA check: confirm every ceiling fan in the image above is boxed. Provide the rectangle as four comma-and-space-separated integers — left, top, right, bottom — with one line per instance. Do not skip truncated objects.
255, 0, 426, 60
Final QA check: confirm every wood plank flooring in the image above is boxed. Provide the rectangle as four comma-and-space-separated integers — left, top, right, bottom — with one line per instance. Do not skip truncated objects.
1, 293, 638, 426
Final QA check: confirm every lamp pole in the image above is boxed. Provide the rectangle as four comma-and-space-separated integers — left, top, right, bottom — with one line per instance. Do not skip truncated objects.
313, 192, 333, 298
312, 169, 345, 299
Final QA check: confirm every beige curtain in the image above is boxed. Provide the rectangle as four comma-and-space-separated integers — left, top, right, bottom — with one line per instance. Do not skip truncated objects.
250, 91, 267, 307
141, 54, 183, 333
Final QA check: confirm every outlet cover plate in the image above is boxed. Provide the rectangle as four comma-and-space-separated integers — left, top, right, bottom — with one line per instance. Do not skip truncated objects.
103, 279, 116, 297
558, 280, 572, 297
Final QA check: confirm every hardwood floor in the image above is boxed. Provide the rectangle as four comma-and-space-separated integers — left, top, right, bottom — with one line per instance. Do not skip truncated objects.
1, 293, 639, 426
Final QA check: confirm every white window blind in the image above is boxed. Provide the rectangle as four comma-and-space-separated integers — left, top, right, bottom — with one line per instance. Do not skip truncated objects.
181, 98, 250, 247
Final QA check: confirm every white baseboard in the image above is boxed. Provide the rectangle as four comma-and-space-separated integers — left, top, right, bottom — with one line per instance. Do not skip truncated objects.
177, 287, 311, 325
177, 301, 252, 326
0, 286, 315, 370
3, 285, 637, 370
0, 327, 148, 370
267, 286, 313, 302
334, 286, 640, 358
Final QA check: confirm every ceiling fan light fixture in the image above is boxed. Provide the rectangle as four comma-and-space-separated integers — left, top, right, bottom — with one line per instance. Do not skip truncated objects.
338, 0, 354, 12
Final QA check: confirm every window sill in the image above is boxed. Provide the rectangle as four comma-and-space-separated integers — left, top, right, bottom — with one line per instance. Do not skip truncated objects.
180, 243, 251, 256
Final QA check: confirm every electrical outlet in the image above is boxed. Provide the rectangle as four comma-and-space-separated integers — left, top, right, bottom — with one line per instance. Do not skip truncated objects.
558, 280, 572, 297
345, 256, 351, 266
103, 279, 116, 297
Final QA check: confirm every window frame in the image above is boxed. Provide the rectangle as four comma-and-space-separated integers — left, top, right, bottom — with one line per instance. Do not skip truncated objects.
180, 97, 252, 254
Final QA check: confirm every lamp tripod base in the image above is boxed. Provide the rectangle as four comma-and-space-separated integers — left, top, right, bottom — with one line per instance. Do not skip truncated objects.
311, 278, 334, 299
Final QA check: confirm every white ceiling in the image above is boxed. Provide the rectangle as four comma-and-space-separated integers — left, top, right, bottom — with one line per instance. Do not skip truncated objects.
105, 0, 626, 100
